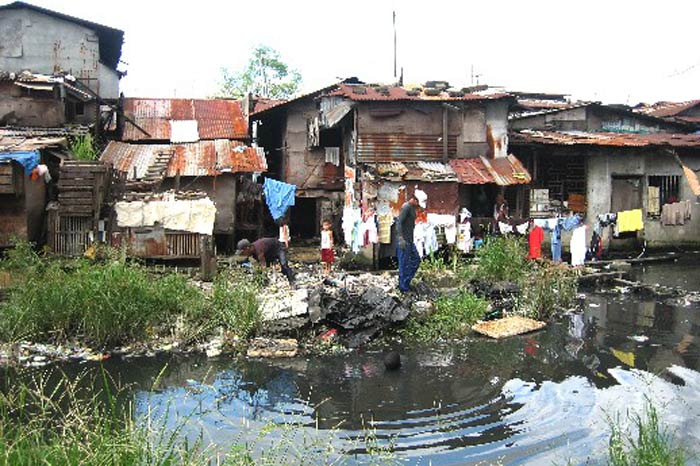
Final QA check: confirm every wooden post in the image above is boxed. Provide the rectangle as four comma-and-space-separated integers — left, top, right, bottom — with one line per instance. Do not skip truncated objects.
200, 235, 216, 282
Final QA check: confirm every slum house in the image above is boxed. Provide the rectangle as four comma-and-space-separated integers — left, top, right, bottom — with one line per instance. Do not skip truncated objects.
633, 100, 700, 129
252, 81, 532, 257
509, 103, 700, 249
100, 98, 267, 258
0, 127, 72, 247
0, 1, 124, 130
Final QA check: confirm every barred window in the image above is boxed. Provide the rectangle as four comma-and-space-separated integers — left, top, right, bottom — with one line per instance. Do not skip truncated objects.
647, 175, 680, 216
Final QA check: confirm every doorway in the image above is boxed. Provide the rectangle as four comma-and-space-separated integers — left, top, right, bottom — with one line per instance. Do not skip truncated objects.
290, 197, 318, 239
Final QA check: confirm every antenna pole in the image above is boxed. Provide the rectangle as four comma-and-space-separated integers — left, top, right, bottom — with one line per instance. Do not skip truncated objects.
393, 10, 397, 79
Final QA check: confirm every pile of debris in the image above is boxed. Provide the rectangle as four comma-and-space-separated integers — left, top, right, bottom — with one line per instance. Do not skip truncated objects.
256, 269, 410, 348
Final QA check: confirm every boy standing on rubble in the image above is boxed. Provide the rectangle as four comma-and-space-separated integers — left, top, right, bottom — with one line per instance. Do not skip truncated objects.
320, 219, 334, 275
396, 189, 427, 293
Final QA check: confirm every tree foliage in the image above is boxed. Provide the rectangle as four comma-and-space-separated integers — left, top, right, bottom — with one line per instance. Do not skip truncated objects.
218, 45, 302, 99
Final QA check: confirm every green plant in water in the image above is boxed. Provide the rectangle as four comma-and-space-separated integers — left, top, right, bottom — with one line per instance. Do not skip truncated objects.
518, 263, 578, 320
68, 133, 98, 161
607, 402, 686, 466
401, 291, 488, 342
475, 236, 530, 283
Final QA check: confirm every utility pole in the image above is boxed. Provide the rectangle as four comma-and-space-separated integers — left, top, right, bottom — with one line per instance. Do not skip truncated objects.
393, 10, 397, 79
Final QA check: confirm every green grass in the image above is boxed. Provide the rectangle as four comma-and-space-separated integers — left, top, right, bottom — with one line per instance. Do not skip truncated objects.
608, 402, 686, 466
0, 242, 263, 348
400, 291, 489, 342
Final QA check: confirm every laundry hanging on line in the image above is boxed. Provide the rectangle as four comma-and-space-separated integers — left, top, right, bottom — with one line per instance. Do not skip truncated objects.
262, 178, 296, 220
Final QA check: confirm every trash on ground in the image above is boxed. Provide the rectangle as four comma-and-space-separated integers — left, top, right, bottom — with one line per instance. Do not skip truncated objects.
472, 316, 547, 339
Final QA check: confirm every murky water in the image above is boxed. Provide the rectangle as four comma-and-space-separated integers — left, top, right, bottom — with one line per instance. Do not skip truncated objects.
9, 262, 700, 465
629, 251, 700, 292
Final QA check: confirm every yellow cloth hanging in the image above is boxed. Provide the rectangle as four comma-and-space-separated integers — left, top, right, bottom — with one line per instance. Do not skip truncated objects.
611, 348, 635, 367
617, 209, 644, 233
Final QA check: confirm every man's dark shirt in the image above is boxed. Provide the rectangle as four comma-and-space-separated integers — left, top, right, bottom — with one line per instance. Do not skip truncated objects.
252, 238, 282, 264
396, 202, 416, 244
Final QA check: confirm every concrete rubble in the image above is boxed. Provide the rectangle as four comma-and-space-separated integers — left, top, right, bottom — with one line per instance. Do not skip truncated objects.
257, 269, 411, 348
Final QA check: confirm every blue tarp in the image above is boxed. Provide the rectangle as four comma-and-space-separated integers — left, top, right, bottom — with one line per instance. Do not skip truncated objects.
263, 178, 296, 220
0, 151, 40, 174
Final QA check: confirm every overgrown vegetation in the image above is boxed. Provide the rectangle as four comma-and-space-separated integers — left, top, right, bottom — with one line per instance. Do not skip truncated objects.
474, 236, 530, 283
608, 402, 686, 466
68, 133, 99, 161
0, 241, 262, 348
400, 291, 488, 342
519, 263, 578, 320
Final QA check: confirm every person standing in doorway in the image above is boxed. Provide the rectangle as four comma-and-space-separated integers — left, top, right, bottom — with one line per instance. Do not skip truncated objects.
396, 189, 427, 293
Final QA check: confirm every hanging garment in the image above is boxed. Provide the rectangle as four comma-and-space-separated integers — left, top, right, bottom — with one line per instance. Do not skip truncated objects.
424, 224, 439, 256
342, 207, 362, 245
528, 225, 544, 260
551, 222, 562, 262
546, 218, 558, 231
534, 218, 549, 229
263, 178, 296, 220
377, 214, 393, 244
444, 223, 457, 244
413, 223, 426, 258
570, 225, 587, 266
562, 215, 581, 231
499, 221, 514, 234
459, 208, 472, 223
616, 209, 644, 233
457, 223, 472, 252
515, 222, 529, 235
363, 214, 378, 244
647, 186, 660, 216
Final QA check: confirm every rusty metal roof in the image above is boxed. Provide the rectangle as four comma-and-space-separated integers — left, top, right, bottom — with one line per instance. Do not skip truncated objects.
636, 100, 700, 118
511, 130, 700, 148
122, 98, 248, 141
0, 135, 66, 152
101, 140, 266, 180
326, 83, 510, 102
250, 82, 511, 117
372, 161, 458, 182
449, 155, 531, 186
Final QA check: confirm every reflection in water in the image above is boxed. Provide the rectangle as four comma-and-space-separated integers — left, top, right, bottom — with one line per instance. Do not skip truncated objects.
112, 291, 700, 465
5, 286, 700, 464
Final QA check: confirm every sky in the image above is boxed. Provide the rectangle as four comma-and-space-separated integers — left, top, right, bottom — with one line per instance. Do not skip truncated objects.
12, 0, 700, 105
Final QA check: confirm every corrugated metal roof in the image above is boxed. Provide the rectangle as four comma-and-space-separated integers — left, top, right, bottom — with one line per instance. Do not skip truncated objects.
101, 140, 267, 180
373, 161, 457, 182
326, 83, 510, 102
636, 100, 700, 118
356, 134, 458, 162
511, 130, 700, 148
0, 136, 66, 152
122, 98, 248, 142
449, 155, 531, 186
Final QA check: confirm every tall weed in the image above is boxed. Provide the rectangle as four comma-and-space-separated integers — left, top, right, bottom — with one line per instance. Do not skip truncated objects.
475, 236, 530, 283
608, 402, 685, 466
518, 263, 578, 320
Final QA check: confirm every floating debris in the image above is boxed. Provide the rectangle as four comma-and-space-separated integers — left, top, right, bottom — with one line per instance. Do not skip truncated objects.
472, 316, 547, 339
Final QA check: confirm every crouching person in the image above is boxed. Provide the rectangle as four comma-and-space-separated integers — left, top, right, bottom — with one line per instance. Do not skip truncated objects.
236, 238, 295, 284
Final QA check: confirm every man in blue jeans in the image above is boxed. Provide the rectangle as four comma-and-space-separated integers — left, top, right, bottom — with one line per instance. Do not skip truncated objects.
396, 189, 427, 293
